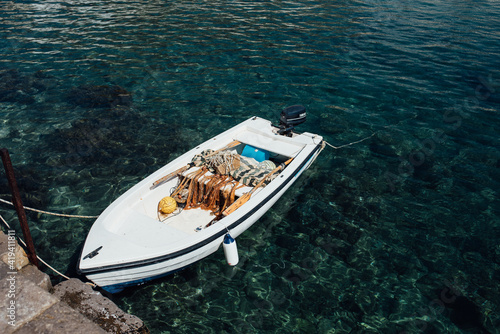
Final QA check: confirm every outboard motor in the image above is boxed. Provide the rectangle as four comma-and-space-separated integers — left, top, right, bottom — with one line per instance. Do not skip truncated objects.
279, 105, 306, 136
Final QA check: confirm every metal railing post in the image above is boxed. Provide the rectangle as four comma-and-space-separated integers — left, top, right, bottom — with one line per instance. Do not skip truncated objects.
0, 148, 40, 269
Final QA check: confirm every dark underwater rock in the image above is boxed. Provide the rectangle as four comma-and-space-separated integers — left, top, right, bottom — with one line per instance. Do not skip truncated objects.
67, 84, 132, 108
46, 108, 140, 166
339, 293, 363, 315
42, 107, 189, 178
319, 113, 349, 134
446, 296, 488, 333
369, 141, 398, 158
331, 221, 362, 245
0, 164, 49, 210
275, 235, 299, 250
0, 69, 36, 104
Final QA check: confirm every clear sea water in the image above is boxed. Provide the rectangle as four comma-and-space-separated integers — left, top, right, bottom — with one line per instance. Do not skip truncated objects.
1, 0, 499, 333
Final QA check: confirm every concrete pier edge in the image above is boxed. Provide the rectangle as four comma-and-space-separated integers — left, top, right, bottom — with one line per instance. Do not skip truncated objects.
0, 230, 149, 333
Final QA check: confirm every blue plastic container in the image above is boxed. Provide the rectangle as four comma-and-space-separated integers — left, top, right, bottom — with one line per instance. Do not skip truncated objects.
242, 145, 269, 162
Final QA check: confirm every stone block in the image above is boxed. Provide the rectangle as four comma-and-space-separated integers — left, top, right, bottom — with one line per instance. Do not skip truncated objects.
53, 278, 149, 333
0, 231, 30, 270
0, 230, 7, 252
12, 302, 107, 334
18, 264, 52, 292
0, 274, 58, 334
0, 260, 11, 280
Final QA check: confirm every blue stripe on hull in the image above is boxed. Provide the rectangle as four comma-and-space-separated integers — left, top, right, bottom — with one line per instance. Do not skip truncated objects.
101, 266, 187, 293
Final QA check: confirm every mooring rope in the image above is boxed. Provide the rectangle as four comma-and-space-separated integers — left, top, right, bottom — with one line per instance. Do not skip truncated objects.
0, 213, 96, 287
0, 198, 99, 219
323, 132, 376, 150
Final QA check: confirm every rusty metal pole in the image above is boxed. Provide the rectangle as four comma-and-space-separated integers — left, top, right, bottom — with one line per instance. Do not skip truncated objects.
0, 148, 39, 268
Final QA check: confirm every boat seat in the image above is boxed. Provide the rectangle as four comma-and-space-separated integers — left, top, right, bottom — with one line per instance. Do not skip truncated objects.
234, 129, 304, 157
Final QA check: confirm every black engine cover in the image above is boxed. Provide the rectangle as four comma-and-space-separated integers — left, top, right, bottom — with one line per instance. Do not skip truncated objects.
280, 105, 306, 128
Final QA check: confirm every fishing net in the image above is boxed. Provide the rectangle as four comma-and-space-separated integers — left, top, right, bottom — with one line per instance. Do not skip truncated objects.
164, 148, 279, 218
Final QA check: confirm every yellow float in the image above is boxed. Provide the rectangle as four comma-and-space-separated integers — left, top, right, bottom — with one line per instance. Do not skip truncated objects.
158, 196, 177, 214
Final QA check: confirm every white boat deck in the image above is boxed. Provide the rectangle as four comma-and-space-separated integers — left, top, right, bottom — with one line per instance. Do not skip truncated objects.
111, 209, 190, 248
163, 208, 215, 234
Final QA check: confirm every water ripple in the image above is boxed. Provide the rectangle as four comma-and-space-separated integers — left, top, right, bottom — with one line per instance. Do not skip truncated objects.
1, 1, 500, 333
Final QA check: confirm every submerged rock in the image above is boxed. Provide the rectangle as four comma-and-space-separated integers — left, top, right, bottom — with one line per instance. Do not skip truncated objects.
41, 107, 191, 207
446, 296, 488, 333
319, 113, 349, 134
68, 84, 133, 108
0, 68, 53, 104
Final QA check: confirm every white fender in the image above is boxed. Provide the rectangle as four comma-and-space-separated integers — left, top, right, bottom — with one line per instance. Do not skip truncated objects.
223, 233, 239, 266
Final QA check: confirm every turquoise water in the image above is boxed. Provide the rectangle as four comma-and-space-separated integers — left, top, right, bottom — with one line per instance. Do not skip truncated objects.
1, 0, 499, 332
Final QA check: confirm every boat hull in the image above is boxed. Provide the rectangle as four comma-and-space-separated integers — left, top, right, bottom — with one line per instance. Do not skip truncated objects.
78, 117, 323, 292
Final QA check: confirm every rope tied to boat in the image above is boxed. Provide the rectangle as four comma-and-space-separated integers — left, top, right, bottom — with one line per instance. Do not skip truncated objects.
0, 198, 99, 219
323, 133, 376, 150
0, 213, 96, 288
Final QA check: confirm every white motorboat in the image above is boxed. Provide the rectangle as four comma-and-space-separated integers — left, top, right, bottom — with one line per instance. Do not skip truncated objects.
78, 107, 324, 293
